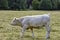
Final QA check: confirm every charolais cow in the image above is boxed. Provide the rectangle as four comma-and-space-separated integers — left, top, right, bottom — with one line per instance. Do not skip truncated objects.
11, 14, 51, 39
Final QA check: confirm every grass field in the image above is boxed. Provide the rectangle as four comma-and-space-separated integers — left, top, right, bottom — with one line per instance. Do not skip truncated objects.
0, 11, 60, 40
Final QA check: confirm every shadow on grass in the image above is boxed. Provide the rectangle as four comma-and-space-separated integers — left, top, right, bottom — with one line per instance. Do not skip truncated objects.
20, 35, 50, 40
0, 27, 3, 29
52, 29, 59, 32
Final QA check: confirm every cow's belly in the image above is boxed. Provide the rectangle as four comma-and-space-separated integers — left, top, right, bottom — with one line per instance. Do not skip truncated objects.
27, 24, 45, 29
30, 22, 45, 27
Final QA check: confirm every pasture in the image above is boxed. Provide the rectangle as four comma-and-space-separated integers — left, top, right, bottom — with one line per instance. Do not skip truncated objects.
0, 11, 60, 40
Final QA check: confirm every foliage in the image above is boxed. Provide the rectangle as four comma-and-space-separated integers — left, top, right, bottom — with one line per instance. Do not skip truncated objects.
32, 0, 40, 10
39, 0, 52, 10
0, 0, 60, 10
0, 0, 8, 9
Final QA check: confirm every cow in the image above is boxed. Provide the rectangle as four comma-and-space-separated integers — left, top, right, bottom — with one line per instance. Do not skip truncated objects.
11, 14, 51, 39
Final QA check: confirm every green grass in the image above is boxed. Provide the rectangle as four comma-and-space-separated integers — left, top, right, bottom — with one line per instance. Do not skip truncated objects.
0, 11, 60, 40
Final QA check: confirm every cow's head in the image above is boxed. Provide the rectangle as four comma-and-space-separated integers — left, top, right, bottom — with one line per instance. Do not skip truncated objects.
11, 17, 18, 26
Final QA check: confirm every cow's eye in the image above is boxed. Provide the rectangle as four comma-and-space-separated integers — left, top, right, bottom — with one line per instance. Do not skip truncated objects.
13, 20, 15, 22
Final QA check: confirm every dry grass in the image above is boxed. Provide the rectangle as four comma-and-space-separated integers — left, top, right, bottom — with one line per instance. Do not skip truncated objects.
0, 11, 60, 40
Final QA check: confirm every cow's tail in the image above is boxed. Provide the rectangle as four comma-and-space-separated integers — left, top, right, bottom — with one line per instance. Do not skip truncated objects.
48, 13, 50, 21
48, 13, 50, 16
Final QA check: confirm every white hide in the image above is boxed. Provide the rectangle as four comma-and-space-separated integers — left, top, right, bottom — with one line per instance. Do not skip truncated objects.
11, 14, 51, 39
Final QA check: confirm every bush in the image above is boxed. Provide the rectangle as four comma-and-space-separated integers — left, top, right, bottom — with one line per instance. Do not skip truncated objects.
51, 0, 58, 9
39, 0, 52, 10
32, 0, 40, 10
32, 0, 52, 10
1, 0, 8, 9
0, 0, 60, 10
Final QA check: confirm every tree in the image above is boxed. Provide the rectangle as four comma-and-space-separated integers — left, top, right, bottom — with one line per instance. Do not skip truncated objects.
32, 0, 52, 10
0, 0, 60, 10
26, 0, 33, 9
32, 0, 40, 10
57, 0, 60, 9
39, 0, 52, 10
51, 0, 58, 9
0, 0, 8, 9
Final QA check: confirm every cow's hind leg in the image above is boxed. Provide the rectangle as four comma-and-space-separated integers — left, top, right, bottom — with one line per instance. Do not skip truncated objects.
30, 27, 34, 38
45, 23, 51, 39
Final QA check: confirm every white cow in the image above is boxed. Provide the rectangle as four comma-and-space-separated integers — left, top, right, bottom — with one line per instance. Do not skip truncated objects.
11, 14, 51, 39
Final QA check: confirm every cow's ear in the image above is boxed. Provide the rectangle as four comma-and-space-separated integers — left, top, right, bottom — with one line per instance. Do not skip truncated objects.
15, 18, 16, 20
14, 17, 16, 20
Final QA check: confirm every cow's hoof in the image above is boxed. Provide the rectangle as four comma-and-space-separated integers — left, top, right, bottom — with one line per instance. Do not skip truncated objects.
46, 37, 50, 39
47, 37, 50, 39
21, 36, 24, 38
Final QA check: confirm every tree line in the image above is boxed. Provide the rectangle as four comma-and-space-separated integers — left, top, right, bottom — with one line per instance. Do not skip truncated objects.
0, 0, 60, 10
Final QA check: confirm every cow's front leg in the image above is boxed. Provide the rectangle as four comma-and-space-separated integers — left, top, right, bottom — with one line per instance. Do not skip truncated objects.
30, 27, 34, 38
21, 27, 26, 38
21, 25, 28, 38
45, 25, 51, 39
